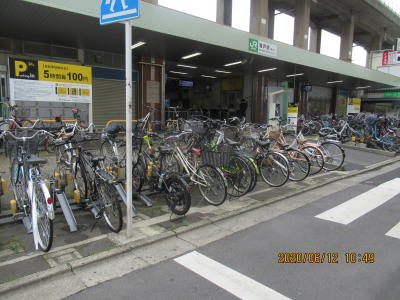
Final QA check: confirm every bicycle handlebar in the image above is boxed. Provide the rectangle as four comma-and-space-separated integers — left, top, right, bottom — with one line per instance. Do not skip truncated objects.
1, 129, 54, 141
6, 119, 42, 130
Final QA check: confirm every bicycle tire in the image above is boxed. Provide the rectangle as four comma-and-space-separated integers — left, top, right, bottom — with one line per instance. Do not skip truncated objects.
285, 149, 310, 181
165, 175, 191, 215
259, 151, 289, 187
100, 140, 117, 168
244, 156, 258, 192
33, 181, 53, 252
197, 164, 227, 206
73, 163, 88, 200
132, 156, 146, 192
96, 179, 123, 233
302, 146, 324, 175
223, 155, 253, 197
10, 158, 26, 208
320, 142, 345, 171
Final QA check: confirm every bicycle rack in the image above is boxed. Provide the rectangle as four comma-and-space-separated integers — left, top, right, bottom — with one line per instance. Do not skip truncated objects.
56, 190, 78, 232
136, 193, 153, 207
53, 176, 78, 232
114, 183, 138, 217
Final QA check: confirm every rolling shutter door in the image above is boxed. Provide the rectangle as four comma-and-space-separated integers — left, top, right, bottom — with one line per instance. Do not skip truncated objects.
92, 78, 136, 127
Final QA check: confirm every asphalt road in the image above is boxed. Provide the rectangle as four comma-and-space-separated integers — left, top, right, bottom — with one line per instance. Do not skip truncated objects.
65, 166, 400, 299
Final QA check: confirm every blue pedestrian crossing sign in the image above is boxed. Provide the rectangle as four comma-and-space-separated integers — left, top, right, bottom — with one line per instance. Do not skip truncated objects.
100, 0, 140, 25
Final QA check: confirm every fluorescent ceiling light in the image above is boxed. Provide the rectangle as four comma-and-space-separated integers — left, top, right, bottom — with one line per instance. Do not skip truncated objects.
131, 41, 146, 49
286, 73, 304, 78
326, 80, 343, 84
201, 75, 217, 78
177, 64, 197, 69
356, 85, 371, 89
170, 71, 188, 75
181, 52, 202, 60
167, 76, 180, 80
215, 70, 232, 74
224, 61, 242, 67
258, 68, 277, 73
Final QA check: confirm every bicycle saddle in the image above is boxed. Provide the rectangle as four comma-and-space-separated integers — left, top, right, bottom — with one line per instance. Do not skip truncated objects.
318, 131, 329, 137
158, 146, 173, 154
252, 137, 270, 148
26, 155, 48, 165
225, 138, 240, 146
278, 142, 289, 149
91, 156, 106, 163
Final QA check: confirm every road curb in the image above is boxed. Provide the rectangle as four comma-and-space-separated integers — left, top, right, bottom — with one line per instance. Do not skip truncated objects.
341, 143, 396, 157
1, 156, 400, 295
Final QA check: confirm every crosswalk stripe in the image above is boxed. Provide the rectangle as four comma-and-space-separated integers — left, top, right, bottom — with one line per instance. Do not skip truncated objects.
385, 222, 400, 239
174, 251, 291, 300
315, 178, 400, 225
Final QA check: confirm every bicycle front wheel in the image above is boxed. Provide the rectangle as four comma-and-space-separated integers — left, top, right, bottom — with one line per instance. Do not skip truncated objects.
223, 155, 253, 197
302, 146, 324, 175
166, 176, 191, 215
197, 164, 227, 206
320, 142, 345, 171
33, 182, 53, 252
286, 149, 310, 181
100, 140, 117, 168
96, 180, 123, 233
259, 152, 289, 187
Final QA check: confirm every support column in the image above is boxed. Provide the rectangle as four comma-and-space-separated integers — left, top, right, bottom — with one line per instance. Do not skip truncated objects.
339, 15, 355, 62
309, 23, 322, 53
243, 67, 254, 121
268, 4, 275, 39
293, 0, 311, 50
216, 0, 232, 26
250, 0, 269, 37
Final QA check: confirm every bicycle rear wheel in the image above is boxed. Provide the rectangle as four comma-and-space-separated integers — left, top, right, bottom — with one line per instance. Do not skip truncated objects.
320, 142, 345, 171
96, 180, 123, 233
197, 164, 227, 206
33, 182, 53, 252
259, 152, 289, 187
100, 140, 117, 168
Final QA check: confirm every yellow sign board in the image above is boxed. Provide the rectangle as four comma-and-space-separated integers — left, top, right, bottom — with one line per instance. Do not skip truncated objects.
38, 61, 92, 84
288, 107, 298, 114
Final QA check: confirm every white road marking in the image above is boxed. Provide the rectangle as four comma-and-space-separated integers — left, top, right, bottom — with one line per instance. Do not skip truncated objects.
315, 178, 400, 225
385, 222, 400, 239
174, 251, 291, 300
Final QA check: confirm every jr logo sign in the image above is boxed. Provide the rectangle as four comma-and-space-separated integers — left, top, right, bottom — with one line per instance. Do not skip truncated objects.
249, 38, 259, 53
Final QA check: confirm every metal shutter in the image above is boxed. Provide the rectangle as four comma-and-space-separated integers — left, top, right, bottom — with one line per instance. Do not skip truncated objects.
92, 78, 136, 128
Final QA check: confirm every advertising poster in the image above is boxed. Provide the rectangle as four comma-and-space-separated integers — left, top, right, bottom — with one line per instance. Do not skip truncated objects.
287, 106, 298, 133
347, 98, 361, 114
382, 51, 400, 66
9, 58, 92, 103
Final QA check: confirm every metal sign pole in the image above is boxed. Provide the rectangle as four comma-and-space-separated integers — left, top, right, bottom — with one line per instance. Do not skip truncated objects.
125, 20, 133, 237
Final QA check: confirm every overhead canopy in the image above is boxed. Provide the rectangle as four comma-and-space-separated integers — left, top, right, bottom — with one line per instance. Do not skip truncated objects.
0, 0, 398, 89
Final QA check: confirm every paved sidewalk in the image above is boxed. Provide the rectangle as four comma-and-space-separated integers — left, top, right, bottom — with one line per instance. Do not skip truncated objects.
0, 147, 397, 294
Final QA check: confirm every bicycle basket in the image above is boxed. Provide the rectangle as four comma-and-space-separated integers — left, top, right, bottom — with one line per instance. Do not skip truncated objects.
4, 129, 40, 158
201, 145, 231, 168
183, 120, 208, 135
72, 133, 101, 151
269, 130, 281, 139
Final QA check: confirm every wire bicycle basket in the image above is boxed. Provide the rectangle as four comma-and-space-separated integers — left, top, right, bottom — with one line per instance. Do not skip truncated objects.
201, 145, 231, 168
4, 129, 40, 158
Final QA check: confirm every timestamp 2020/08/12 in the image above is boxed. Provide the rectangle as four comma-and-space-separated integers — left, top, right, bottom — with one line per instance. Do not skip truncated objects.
277, 252, 375, 264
